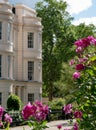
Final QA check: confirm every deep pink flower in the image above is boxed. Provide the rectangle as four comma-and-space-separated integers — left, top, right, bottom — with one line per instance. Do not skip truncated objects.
22, 102, 34, 120
76, 64, 85, 70
73, 72, 80, 79
34, 100, 43, 108
87, 36, 94, 41
35, 105, 49, 122
91, 38, 96, 45
35, 112, 45, 122
74, 36, 95, 49
57, 124, 62, 129
78, 57, 88, 63
69, 59, 75, 66
87, 36, 96, 45
74, 110, 83, 119
63, 104, 72, 114
76, 46, 83, 53
0, 106, 4, 117
22, 101, 49, 122
4, 113, 12, 124
73, 122, 79, 130
0, 122, 3, 127
42, 105, 49, 115
74, 39, 83, 47
82, 37, 90, 48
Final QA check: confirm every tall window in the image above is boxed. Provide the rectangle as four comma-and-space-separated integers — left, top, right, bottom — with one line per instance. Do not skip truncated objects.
28, 93, 34, 103
8, 56, 11, 78
0, 55, 2, 78
0, 22, 2, 40
28, 61, 34, 80
0, 92, 2, 105
28, 32, 34, 48
8, 23, 11, 41
38, 33, 42, 50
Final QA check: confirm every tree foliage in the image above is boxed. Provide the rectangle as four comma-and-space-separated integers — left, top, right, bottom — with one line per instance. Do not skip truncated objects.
71, 23, 96, 40
36, 0, 75, 100
36, 0, 96, 101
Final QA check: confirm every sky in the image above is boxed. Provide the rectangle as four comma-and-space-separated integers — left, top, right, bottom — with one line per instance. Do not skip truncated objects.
9, 0, 96, 26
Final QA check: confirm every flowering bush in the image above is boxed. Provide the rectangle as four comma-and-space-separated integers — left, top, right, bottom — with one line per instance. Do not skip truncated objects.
22, 100, 49, 130
57, 103, 82, 130
65, 104, 82, 130
0, 106, 12, 130
69, 36, 96, 129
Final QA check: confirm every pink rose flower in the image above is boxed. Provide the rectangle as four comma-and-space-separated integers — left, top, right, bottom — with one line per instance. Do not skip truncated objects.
91, 38, 96, 45
63, 104, 72, 114
76, 64, 85, 70
74, 39, 83, 47
22, 102, 34, 120
74, 110, 83, 119
4, 113, 12, 124
69, 59, 75, 66
78, 58, 88, 63
57, 124, 62, 129
82, 37, 90, 48
73, 122, 79, 130
0, 106, 4, 117
76, 46, 83, 53
73, 72, 80, 79
0, 122, 3, 127
22, 101, 49, 122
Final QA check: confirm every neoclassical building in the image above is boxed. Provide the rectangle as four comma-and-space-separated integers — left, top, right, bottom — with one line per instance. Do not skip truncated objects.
0, 0, 42, 108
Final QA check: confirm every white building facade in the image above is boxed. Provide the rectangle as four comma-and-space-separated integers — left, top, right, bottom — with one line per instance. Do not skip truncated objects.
0, 0, 42, 108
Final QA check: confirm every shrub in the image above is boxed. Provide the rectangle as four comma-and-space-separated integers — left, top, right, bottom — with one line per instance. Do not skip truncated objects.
7, 94, 21, 111
48, 98, 65, 110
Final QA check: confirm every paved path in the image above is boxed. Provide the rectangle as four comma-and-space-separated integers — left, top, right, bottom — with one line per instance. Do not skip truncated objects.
9, 120, 73, 130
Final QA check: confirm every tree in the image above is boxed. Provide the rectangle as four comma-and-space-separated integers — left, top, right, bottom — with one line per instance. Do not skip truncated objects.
71, 23, 96, 40
36, 0, 75, 101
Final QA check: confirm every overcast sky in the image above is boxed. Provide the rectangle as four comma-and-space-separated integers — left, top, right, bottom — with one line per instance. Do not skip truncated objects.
9, 0, 96, 25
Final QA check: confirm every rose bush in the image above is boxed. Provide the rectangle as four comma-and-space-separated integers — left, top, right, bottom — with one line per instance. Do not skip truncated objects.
0, 106, 12, 130
57, 103, 82, 130
22, 100, 49, 130
0, 100, 49, 130
69, 36, 96, 129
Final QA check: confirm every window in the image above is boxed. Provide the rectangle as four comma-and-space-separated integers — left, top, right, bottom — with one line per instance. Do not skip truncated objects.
8, 23, 11, 41
28, 32, 34, 48
0, 22, 2, 40
8, 56, 11, 78
0, 55, 2, 77
28, 93, 34, 103
28, 61, 34, 80
0, 92, 2, 105
38, 33, 42, 49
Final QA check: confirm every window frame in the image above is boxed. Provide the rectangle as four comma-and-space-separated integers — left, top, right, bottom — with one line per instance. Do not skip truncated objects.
8, 56, 11, 78
28, 93, 34, 103
28, 61, 34, 81
0, 22, 2, 40
28, 32, 34, 48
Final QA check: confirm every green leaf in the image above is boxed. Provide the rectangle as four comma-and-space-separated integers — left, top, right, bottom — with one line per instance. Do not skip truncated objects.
90, 55, 96, 61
